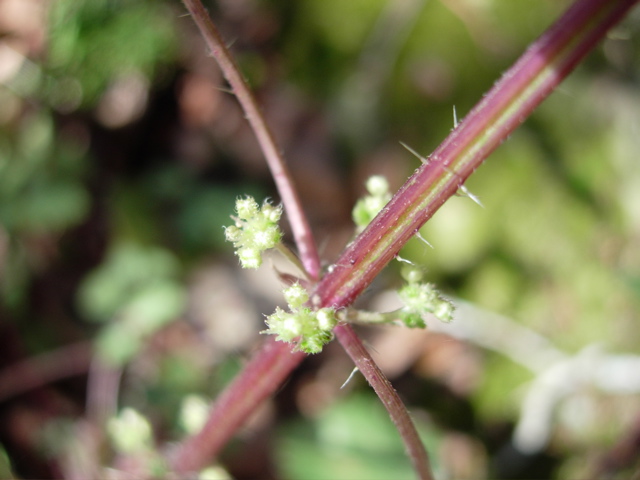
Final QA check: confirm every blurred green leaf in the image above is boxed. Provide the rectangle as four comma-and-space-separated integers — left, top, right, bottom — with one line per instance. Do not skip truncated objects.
96, 322, 144, 367
94, 281, 185, 366
47, 0, 177, 106
77, 242, 181, 323
3, 181, 89, 233
0, 446, 15, 480
276, 392, 441, 480
0, 112, 90, 234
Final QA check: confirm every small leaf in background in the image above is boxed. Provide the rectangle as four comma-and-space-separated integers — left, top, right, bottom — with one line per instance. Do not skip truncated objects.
78, 242, 185, 366
77, 242, 181, 323
47, 0, 177, 108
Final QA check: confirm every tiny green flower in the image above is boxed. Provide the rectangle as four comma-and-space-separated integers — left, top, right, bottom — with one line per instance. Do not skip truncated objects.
316, 308, 337, 331
235, 197, 259, 219
180, 395, 210, 435
352, 175, 392, 231
237, 247, 261, 269
401, 264, 424, 284
283, 283, 309, 309
224, 196, 283, 269
366, 175, 390, 197
264, 283, 337, 354
398, 281, 454, 326
199, 466, 233, 480
107, 407, 153, 454
223, 225, 242, 243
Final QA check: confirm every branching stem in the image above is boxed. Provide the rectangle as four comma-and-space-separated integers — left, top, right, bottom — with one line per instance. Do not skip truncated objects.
181, 0, 321, 280
173, 0, 638, 476
177, 3, 438, 477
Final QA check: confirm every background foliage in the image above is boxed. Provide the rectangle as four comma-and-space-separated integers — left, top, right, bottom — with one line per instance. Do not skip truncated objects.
1, 0, 639, 478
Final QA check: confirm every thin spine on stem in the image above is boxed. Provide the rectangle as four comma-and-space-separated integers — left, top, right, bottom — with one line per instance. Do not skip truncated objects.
400, 141, 484, 208
340, 367, 360, 390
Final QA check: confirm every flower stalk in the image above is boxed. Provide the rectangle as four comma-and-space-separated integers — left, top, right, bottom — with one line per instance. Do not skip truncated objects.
180, 0, 321, 280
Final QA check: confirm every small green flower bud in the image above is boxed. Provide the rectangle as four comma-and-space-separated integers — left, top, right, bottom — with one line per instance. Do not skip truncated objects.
365, 196, 386, 214
400, 312, 426, 328
299, 330, 333, 354
252, 225, 281, 250
180, 395, 209, 435
107, 408, 152, 454
237, 247, 261, 269
366, 175, 389, 197
316, 308, 337, 331
401, 265, 424, 284
286, 313, 306, 337
235, 197, 259, 220
261, 203, 282, 223
433, 301, 454, 323
224, 225, 242, 243
352, 175, 392, 231
199, 466, 232, 480
283, 283, 308, 310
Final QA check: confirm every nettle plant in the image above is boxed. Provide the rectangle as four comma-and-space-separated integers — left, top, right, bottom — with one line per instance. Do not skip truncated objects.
165, 0, 637, 478
223, 187, 453, 355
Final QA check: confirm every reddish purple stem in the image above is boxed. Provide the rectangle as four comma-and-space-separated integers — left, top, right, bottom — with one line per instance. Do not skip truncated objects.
169, 338, 305, 472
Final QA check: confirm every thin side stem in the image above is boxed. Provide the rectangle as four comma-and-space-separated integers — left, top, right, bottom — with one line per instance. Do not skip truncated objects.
181, 0, 321, 280
85, 357, 122, 426
0, 341, 92, 402
334, 324, 434, 480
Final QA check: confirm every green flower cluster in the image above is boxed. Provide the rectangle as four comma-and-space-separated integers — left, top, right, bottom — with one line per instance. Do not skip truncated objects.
352, 175, 392, 232
224, 197, 283, 269
264, 283, 337, 354
397, 266, 454, 327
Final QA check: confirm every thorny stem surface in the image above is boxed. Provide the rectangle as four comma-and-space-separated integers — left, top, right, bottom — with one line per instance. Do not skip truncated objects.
173, 0, 638, 476
181, 0, 321, 280
315, 0, 638, 309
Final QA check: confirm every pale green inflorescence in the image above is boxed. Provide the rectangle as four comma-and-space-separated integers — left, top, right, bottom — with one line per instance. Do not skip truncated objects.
224, 198, 336, 353
264, 283, 337, 354
352, 175, 392, 232
224, 196, 283, 269
397, 265, 454, 327
107, 407, 153, 454
351, 176, 454, 329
